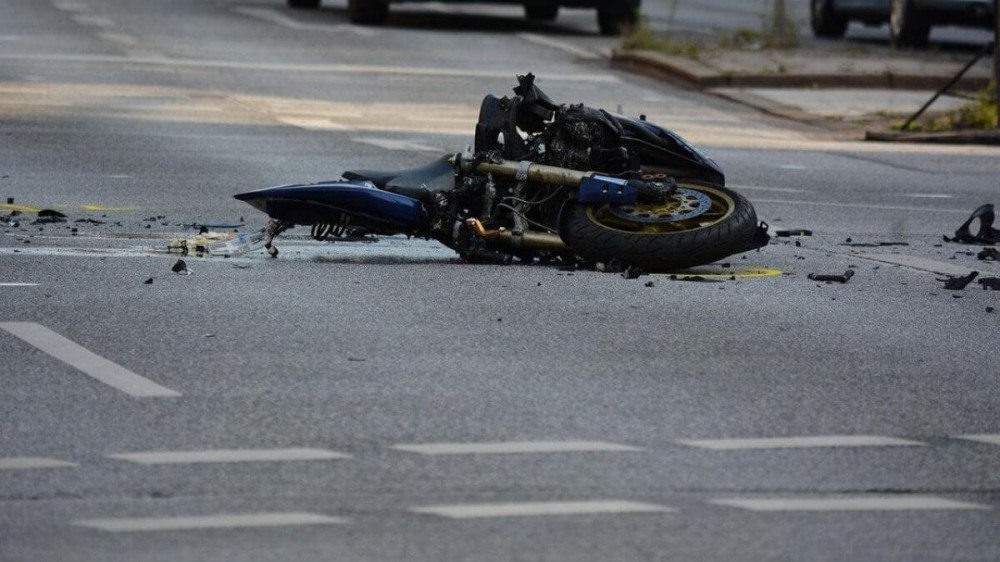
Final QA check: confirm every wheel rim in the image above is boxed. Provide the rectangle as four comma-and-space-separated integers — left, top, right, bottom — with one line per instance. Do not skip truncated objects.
586, 184, 736, 234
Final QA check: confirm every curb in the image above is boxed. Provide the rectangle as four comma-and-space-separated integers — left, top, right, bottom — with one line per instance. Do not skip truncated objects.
865, 129, 1000, 145
611, 49, 992, 90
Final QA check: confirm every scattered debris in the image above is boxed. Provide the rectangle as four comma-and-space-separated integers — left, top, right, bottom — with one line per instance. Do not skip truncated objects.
807, 270, 855, 283
74, 218, 105, 225
978, 248, 1000, 261
144, 278, 153, 285
231, 264, 252, 270
347, 357, 366, 362
622, 266, 646, 279
774, 229, 812, 237
987, 307, 995, 313
838, 241, 909, 247
644, 281, 655, 287
182, 222, 245, 230
945, 203, 999, 245
167, 230, 265, 256
203, 334, 215, 338
668, 275, 722, 283
171, 259, 191, 275
978, 277, 1000, 290
938, 271, 978, 290
32, 209, 67, 224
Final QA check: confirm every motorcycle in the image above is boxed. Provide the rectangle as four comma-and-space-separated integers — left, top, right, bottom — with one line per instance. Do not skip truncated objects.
235, 74, 769, 271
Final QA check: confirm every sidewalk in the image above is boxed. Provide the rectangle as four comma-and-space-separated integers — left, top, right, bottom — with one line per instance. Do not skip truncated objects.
612, 43, 999, 143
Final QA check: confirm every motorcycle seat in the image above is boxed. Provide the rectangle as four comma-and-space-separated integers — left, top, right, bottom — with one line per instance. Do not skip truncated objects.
342, 156, 455, 202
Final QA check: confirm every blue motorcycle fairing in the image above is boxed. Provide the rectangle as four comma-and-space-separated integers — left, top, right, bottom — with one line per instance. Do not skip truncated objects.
614, 114, 726, 186
234, 180, 428, 231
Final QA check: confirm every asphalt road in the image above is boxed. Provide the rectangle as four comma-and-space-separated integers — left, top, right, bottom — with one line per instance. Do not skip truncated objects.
2, 1, 1000, 561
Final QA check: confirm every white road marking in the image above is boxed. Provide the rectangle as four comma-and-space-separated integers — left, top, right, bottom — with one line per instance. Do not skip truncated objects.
517, 33, 600, 60
232, 7, 375, 37
856, 253, 991, 277
72, 512, 347, 532
352, 137, 444, 152
410, 500, 673, 519
107, 448, 350, 464
753, 198, 971, 214
0, 322, 180, 398
0, 53, 621, 83
392, 440, 642, 456
275, 116, 347, 131
72, 14, 115, 28
728, 185, 807, 194
0, 283, 39, 287
0, 457, 78, 470
778, 164, 809, 170
954, 434, 1000, 446
899, 194, 953, 199
96, 32, 138, 46
677, 435, 925, 450
709, 496, 989, 512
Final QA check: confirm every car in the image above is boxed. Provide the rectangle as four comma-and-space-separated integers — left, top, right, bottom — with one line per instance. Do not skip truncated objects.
811, 0, 996, 47
286, 0, 640, 36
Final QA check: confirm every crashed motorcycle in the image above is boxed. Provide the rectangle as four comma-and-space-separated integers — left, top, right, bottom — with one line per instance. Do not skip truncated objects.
235, 74, 768, 271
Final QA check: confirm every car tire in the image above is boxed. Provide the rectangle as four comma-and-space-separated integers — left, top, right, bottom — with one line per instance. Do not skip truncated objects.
348, 0, 389, 25
288, 0, 321, 8
597, 8, 636, 36
525, 4, 559, 21
890, 0, 930, 48
810, 0, 848, 38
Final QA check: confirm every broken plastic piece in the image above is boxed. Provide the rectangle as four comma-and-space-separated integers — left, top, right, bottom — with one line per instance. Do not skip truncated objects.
978, 248, 1000, 261
807, 270, 855, 283
950, 204, 999, 245
206, 229, 266, 257
32, 209, 67, 224
773, 229, 812, 237
622, 266, 646, 279
978, 277, 1000, 290
937, 271, 978, 290
171, 259, 191, 275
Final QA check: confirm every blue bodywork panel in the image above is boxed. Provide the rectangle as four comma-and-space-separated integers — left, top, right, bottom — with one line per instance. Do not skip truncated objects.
577, 175, 639, 205
234, 181, 428, 231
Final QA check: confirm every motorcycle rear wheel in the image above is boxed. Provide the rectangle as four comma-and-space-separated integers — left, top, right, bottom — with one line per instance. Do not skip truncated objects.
560, 181, 759, 271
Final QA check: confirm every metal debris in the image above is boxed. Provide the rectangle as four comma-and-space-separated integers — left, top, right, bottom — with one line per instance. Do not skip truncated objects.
938, 271, 978, 290
32, 209, 67, 224
773, 229, 812, 237
807, 270, 855, 283
171, 259, 191, 275
622, 266, 647, 279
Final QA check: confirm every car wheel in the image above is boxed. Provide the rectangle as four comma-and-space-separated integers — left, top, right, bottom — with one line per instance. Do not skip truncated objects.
288, 0, 321, 8
597, 8, 636, 36
525, 5, 559, 21
810, 0, 848, 38
348, 0, 389, 25
890, 0, 930, 48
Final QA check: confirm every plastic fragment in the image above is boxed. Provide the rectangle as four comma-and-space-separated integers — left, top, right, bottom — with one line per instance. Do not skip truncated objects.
978, 248, 1000, 261
773, 229, 812, 237
807, 270, 855, 283
978, 277, 1000, 291
937, 271, 978, 290
171, 259, 191, 275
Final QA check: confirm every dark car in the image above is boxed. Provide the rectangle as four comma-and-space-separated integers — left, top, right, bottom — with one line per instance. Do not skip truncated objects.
811, 0, 996, 47
287, 0, 640, 36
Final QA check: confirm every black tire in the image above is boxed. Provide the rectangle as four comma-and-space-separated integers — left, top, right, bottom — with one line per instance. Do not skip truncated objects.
597, 8, 636, 36
890, 0, 930, 48
560, 182, 761, 271
525, 4, 559, 21
810, 0, 848, 38
348, 0, 389, 25
288, 0, 321, 8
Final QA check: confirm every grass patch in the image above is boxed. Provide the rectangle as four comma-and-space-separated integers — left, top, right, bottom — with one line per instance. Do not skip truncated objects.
897, 84, 998, 132
621, 19, 702, 59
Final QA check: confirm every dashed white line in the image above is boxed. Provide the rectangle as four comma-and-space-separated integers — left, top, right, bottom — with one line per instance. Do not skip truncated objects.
0, 457, 78, 470
676, 435, 926, 451
0, 322, 180, 398
856, 253, 990, 277
353, 137, 443, 152
71, 14, 115, 28
709, 496, 989, 512
954, 434, 1000, 446
392, 440, 642, 456
778, 164, 809, 170
0, 283, 39, 287
72, 512, 348, 532
728, 185, 807, 194
107, 448, 350, 465
899, 193, 953, 198
52, 1, 89, 13
410, 500, 673, 519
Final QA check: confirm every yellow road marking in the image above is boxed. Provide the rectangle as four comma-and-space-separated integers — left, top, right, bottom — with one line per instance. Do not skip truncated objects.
1, 204, 138, 213
0, 203, 41, 213
655, 267, 785, 279
78, 204, 140, 212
